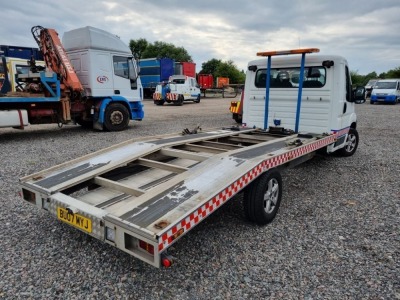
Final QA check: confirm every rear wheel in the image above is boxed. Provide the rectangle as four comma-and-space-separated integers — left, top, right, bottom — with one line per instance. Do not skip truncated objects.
243, 169, 282, 225
337, 128, 359, 157
104, 103, 130, 131
154, 100, 165, 106
175, 95, 184, 106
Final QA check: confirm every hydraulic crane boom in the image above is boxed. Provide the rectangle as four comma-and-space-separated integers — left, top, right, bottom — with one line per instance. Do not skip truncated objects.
31, 25, 83, 97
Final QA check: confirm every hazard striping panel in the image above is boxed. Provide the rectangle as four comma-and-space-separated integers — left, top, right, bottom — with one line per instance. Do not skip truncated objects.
157, 131, 343, 252
166, 93, 178, 101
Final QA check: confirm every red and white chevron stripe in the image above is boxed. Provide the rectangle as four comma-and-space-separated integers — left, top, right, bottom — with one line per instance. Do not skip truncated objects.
157, 129, 348, 252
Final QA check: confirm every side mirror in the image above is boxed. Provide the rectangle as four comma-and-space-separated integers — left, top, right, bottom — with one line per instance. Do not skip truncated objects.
352, 86, 366, 104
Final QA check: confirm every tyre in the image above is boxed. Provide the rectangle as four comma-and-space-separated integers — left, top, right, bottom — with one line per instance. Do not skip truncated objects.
194, 95, 201, 103
370, 100, 374, 104
243, 169, 282, 225
175, 95, 184, 106
154, 100, 164, 106
76, 118, 93, 129
104, 103, 130, 131
337, 128, 359, 157
233, 114, 242, 124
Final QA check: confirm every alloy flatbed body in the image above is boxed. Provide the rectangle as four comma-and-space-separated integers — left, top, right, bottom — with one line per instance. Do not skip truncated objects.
20, 127, 338, 267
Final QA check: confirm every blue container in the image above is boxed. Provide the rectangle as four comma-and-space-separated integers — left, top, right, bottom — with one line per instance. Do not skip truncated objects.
0, 45, 43, 60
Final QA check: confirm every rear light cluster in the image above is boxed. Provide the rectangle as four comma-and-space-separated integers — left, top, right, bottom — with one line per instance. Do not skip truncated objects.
112, 228, 174, 267
139, 240, 154, 255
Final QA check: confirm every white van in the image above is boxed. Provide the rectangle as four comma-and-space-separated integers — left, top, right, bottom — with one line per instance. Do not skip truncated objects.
153, 75, 201, 105
370, 79, 400, 104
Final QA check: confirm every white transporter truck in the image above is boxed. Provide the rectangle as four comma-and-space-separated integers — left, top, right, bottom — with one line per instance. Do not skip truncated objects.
153, 75, 201, 105
20, 48, 365, 268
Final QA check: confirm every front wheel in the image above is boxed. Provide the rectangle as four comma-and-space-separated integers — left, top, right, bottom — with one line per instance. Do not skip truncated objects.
233, 113, 242, 124
104, 103, 130, 131
243, 169, 282, 225
337, 128, 359, 157
194, 95, 201, 103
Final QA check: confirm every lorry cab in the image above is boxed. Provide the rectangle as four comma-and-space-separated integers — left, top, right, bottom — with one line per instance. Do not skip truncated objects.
370, 79, 400, 104
243, 49, 365, 154
63, 26, 142, 104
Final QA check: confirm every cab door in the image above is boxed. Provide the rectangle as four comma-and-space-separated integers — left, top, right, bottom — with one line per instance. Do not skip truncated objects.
189, 77, 200, 99
112, 56, 140, 102
329, 64, 355, 152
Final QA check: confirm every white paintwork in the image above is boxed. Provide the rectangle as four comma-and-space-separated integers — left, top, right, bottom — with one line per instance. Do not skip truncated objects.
0, 110, 29, 128
243, 54, 356, 135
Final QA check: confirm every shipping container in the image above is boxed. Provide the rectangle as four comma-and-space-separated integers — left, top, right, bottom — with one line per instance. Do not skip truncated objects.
197, 74, 214, 90
174, 62, 196, 78
216, 77, 230, 88
0, 45, 43, 60
139, 58, 174, 97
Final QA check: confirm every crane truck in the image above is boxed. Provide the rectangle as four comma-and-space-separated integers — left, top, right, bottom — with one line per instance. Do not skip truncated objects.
20, 48, 365, 268
0, 26, 144, 131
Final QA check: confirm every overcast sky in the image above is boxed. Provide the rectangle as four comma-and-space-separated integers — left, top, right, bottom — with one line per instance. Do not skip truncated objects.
1, 1, 400, 75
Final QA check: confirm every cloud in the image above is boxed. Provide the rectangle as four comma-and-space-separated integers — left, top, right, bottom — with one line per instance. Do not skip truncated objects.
1, 0, 399, 74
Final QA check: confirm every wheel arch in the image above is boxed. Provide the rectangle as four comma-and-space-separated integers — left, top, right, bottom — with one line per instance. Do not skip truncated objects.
97, 96, 132, 124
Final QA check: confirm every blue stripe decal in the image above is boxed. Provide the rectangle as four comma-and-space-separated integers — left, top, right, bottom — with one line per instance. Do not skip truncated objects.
331, 127, 350, 137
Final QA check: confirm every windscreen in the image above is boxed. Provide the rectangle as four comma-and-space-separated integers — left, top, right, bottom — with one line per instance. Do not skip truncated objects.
374, 81, 397, 89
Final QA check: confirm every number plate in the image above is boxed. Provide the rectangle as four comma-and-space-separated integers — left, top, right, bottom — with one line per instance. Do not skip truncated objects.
57, 207, 92, 233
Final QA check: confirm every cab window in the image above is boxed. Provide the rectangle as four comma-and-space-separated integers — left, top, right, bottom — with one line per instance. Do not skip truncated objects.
255, 67, 326, 88
113, 56, 129, 78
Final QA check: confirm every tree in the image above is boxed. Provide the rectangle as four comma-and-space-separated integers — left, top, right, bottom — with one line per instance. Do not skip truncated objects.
129, 39, 192, 62
142, 41, 192, 62
199, 59, 222, 75
386, 66, 400, 78
129, 38, 148, 60
215, 60, 245, 84
350, 70, 365, 86
200, 59, 245, 84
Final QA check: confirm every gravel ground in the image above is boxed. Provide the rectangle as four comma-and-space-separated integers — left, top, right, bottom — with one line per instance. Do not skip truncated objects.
0, 98, 399, 299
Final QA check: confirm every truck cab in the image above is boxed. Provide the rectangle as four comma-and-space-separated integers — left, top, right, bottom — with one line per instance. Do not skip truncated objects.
243, 49, 365, 154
